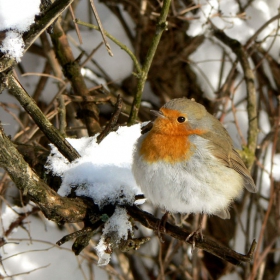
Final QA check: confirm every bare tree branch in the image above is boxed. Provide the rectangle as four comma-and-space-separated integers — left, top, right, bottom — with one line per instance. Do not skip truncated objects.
0, 123, 87, 223
213, 26, 258, 169
7, 73, 80, 162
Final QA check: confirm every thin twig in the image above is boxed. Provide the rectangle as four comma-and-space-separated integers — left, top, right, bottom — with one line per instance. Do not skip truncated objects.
63, 93, 111, 103
31, 62, 52, 102
69, 4, 83, 44
21, 72, 66, 84
80, 42, 103, 67
75, 19, 141, 73
4, 264, 50, 278
245, 12, 280, 49
89, 0, 113, 56
96, 95, 123, 144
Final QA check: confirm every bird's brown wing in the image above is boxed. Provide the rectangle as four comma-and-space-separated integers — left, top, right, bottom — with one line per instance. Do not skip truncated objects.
201, 130, 256, 193
229, 148, 256, 193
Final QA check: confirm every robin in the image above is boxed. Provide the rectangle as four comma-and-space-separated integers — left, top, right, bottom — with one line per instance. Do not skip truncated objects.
132, 98, 256, 238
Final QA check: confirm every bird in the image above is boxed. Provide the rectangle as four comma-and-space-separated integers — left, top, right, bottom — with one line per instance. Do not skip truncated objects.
132, 98, 256, 239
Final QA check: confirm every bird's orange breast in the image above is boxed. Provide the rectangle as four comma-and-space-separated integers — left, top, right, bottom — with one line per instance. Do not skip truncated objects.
140, 128, 205, 164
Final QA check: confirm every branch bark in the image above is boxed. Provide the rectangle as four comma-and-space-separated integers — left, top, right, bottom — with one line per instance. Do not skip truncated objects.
0, 124, 87, 223
50, 20, 101, 136
7, 73, 80, 162
126, 205, 256, 266
127, 0, 172, 125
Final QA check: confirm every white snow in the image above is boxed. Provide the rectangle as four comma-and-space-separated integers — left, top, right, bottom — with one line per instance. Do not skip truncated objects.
187, 0, 278, 44
0, 31, 25, 61
95, 237, 112, 266
95, 206, 133, 265
46, 124, 142, 265
46, 125, 142, 209
0, 0, 41, 61
272, 154, 280, 181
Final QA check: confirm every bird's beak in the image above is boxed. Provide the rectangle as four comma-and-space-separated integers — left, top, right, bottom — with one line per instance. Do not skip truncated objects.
150, 110, 165, 118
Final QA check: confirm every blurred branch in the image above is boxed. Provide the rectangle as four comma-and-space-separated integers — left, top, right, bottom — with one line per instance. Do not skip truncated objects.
245, 12, 280, 49
75, 19, 141, 73
63, 93, 111, 103
7, 72, 80, 162
213, 26, 258, 169
128, 0, 172, 125
69, 5, 83, 45
256, 47, 280, 92
4, 207, 40, 236
40, 32, 67, 137
51, 20, 101, 136
89, 0, 113, 56
77, 0, 172, 125
57, 93, 67, 137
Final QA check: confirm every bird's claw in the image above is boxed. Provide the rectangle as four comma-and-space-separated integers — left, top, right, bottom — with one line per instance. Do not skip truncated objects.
186, 228, 203, 251
156, 211, 169, 243
157, 223, 166, 243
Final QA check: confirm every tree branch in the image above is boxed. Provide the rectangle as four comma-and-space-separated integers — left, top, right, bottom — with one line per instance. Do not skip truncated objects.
213, 26, 258, 169
50, 20, 101, 136
0, 123, 87, 223
75, 19, 141, 74
7, 72, 80, 162
128, 0, 172, 125
96, 94, 122, 144
126, 205, 256, 265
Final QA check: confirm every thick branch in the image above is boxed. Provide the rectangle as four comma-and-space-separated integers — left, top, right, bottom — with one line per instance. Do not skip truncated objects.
127, 0, 172, 125
7, 73, 80, 162
126, 205, 256, 265
0, 124, 87, 223
24, 0, 75, 53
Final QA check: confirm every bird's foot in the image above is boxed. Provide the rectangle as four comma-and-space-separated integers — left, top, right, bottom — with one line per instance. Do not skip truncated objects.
186, 228, 203, 251
156, 211, 169, 243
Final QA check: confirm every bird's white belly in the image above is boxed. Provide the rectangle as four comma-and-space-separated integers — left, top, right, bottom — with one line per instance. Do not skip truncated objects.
132, 137, 243, 215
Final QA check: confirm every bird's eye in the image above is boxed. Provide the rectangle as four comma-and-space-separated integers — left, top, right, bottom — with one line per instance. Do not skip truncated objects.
177, 116, 186, 123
